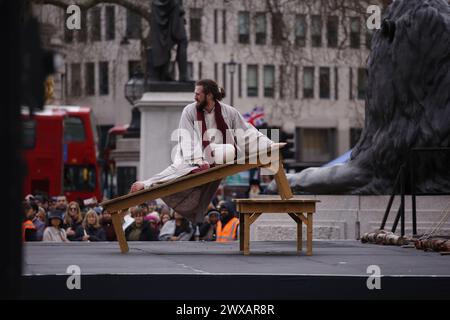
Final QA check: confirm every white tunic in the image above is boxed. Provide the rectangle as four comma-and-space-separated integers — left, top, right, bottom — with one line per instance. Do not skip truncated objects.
141, 101, 273, 223
142, 101, 271, 188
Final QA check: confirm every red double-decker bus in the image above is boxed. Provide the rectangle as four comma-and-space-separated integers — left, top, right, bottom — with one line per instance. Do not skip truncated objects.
22, 109, 65, 197
22, 106, 102, 202
101, 124, 128, 199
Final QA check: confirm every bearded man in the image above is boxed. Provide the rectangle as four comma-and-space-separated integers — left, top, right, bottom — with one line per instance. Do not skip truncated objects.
130, 79, 274, 223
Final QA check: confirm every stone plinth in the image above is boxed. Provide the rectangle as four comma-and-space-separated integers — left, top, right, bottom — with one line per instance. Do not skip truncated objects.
136, 91, 194, 181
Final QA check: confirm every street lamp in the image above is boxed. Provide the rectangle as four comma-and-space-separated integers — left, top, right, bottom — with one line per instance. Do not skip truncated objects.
124, 72, 145, 138
227, 54, 237, 106
124, 71, 145, 105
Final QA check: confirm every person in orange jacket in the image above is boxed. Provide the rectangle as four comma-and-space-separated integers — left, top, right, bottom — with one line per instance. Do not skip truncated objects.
216, 201, 239, 242
22, 201, 37, 242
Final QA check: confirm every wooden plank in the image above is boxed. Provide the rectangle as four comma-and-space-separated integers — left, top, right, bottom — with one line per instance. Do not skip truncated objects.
244, 213, 250, 256
111, 211, 128, 254
307, 212, 313, 256
288, 213, 303, 254
297, 215, 303, 254
102, 162, 259, 212
239, 213, 244, 251
236, 202, 317, 214
248, 213, 262, 226
273, 156, 293, 200
235, 199, 320, 203
101, 143, 287, 212
288, 212, 301, 224
297, 213, 308, 225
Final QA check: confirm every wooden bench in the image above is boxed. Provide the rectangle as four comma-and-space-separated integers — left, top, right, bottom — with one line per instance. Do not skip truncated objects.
235, 199, 319, 256
100, 143, 293, 253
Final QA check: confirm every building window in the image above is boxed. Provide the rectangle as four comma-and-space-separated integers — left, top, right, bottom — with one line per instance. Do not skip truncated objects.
263, 65, 275, 97
126, 9, 142, 39
335, 67, 339, 100
319, 67, 330, 99
297, 128, 336, 163
311, 15, 322, 47
190, 8, 202, 42
238, 11, 250, 44
295, 14, 306, 47
105, 6, 115, 41
64, 117, 86, 142
272, 13, 283, 45
70, 63, 81, 97
303, 67, 314, 98
64, 64, 69, 99
366, 29, 373, 49
99, 61, 109, 95
247, 65, 258, 97
198, 62, 202, 80
238, 64, 242, 97
350, 17, 361, 48
214, 63, 218, 82
294, 66, 299, 99
349, 67, 353, 99
350, 128, 363, 148
90, 7, 101, 41
255, 12, 266, 45
214, 9, 218, 43
77, 9, 87, 42
327, 16, 338, 48
84, 62, 95, 96
23, 119, 36, 149
279, 65, 285, 99
357, 68, 368, 100
222, 10, 227, 44
128, 60, 142, 78
63, 70, 68, 101
222, 63, 227, 92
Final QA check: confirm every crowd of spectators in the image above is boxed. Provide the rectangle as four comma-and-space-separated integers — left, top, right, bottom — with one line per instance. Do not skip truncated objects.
22, 193, 240, 244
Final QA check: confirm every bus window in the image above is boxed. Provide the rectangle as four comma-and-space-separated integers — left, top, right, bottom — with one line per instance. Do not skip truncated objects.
64, 165, 96, 192
64, 117, 85, 142
23, 119, 36, 149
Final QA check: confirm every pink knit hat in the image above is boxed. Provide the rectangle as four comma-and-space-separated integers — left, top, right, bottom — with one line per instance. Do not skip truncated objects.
144, 212, 160, 223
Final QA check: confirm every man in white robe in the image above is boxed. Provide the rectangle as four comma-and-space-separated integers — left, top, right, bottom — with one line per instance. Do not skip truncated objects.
130, 79, 273, 223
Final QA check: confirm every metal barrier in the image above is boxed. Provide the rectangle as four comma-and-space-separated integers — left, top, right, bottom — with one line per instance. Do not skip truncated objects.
380, 147, 450, 237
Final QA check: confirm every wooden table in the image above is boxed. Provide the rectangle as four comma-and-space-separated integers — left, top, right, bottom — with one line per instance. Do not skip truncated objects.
234, 199, 320, 256
100, 143, 293, 253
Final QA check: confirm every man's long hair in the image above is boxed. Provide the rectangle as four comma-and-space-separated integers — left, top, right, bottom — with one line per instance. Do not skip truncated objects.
196, 79, 225, 101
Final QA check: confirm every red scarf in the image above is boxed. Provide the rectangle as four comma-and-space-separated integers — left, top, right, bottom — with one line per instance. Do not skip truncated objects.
196, 101, 234, 150
196, 101, 236, 166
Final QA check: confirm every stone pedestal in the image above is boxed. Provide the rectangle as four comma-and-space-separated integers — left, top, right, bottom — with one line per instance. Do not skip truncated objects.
136, 91, 194, 181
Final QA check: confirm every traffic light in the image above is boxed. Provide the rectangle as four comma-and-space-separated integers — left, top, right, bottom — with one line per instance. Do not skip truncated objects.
280, 130, 296, 162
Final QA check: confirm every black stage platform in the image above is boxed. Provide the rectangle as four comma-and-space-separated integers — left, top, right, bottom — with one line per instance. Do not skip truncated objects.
22, 241, 450, 300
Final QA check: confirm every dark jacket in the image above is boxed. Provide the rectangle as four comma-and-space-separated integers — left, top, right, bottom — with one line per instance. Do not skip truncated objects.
101, 220, 117, 241
125, 221, 158, 241
199, 222, 216, 241
85, 226, 106, 242
65, 222, 84, 241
